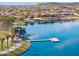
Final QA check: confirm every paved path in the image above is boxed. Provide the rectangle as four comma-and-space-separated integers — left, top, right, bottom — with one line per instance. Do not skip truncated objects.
0, 42, 23, 55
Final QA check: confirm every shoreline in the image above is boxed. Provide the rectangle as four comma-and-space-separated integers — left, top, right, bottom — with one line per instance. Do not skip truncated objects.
0, 41, 31, 56
9, 41, 31, 56
25, 16, 79, 23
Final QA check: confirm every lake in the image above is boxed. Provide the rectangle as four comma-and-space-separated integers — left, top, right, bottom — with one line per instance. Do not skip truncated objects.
21, 21, 79, 56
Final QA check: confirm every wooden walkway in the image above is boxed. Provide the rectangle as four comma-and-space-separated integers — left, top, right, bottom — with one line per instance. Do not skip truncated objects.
26, 40, 51, 42
26, 38, 60, 42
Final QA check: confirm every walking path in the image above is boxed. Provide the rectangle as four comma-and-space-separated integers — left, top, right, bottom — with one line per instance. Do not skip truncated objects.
0, 40, 30, 56
0, 42, 22, 55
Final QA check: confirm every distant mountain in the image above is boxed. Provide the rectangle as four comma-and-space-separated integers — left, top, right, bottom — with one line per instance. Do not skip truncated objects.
38, 2, 79, 5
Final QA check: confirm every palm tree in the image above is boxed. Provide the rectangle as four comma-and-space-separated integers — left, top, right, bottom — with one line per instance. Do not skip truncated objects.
6, 34, 10, 49
10, 34, 14, 46
0, 38, 5, 51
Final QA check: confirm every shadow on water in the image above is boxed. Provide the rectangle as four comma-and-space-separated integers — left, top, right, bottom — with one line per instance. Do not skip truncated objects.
25, 19, 77, 26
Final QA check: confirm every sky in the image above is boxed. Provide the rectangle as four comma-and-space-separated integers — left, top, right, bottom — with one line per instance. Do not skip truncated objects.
0, 2, 78, 5
0, 2, 41, 5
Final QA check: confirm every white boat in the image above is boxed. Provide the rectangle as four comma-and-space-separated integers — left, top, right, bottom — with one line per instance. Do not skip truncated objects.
49, 38, 60, 42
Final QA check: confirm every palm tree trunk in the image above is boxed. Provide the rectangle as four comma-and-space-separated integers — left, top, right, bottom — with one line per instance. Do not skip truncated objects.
7, 39, 8, 49
1, 41, 3, 51
0, 41, 1, 51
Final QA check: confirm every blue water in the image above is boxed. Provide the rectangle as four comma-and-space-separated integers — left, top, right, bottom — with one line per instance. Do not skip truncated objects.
21, 21, 79, 56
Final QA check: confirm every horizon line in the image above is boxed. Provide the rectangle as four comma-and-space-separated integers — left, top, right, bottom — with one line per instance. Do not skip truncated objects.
0, 2, 79, 5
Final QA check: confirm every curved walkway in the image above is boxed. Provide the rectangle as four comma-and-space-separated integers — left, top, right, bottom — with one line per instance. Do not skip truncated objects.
0, 41, 30, 56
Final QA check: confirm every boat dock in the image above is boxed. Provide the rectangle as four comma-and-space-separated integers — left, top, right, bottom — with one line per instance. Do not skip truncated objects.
26, 40, 50, 42
26, 38, 60, 42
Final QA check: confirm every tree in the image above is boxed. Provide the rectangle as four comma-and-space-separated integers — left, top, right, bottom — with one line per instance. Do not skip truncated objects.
36, 7, 42, 17
6, 34, 11, 49
18, 17, 24, 22
0, 15, 16, 24
0, 15, 16, 31
0, 38, 5, 51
